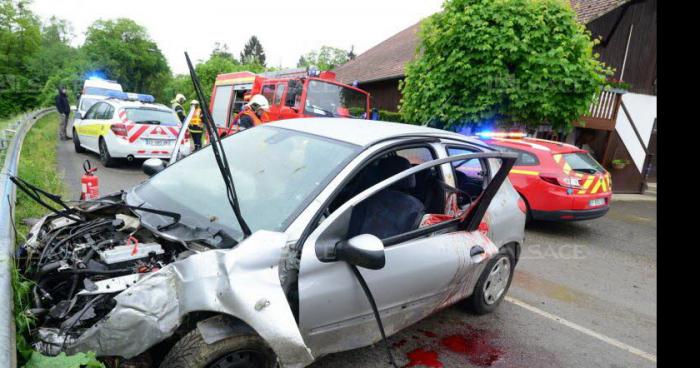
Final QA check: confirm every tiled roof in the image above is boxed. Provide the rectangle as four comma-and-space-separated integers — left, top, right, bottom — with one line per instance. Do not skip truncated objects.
571, 0, 630, 23
333, 22, 420, 84
334, 0, 629, 84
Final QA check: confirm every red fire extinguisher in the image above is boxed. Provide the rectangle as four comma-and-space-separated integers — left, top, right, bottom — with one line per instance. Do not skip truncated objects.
80, 160, 99, 200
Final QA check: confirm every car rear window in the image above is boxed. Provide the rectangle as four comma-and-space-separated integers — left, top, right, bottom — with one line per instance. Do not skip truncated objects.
562, 152, 605, 174
125, 108, 180, 126
491, 145, 539, 166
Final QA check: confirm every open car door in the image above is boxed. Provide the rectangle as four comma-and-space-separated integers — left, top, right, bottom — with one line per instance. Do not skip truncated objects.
297, 151, 517, 357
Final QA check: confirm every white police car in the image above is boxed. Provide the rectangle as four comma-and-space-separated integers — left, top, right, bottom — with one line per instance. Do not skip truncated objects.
72, 93, 189, 166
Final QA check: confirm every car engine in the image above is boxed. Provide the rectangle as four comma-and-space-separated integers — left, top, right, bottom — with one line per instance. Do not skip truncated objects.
17, 201, 191, 357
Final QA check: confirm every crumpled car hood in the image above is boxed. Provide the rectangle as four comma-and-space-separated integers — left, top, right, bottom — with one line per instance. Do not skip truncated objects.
67, 230, 314, 367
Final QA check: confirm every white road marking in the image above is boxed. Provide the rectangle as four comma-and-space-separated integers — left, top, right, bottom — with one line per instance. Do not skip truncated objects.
505, 296, 657, 363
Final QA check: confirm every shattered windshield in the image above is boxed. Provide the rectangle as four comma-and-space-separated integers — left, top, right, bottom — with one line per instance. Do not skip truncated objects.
304, 80, 367, 118
128, 126, 359, 241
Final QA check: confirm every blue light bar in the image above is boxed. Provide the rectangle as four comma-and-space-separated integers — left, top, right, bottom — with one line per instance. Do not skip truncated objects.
125, 92, 155, 103
476, 131, 527, 139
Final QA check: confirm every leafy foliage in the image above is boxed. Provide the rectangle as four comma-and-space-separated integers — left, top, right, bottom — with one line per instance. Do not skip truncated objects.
82, 18, 171, 100
240, 35, 266, 66
297, 46, 350, 70
24, 351, 104, 368
378, 110, 405, 123
0, 0, 42, 116
399, 0, 610, 130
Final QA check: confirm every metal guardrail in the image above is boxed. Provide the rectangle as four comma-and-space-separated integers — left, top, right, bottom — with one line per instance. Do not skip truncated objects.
0, 108, 55, 368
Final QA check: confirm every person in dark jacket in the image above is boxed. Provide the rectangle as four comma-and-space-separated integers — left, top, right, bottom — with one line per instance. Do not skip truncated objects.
55, 86, 70, 140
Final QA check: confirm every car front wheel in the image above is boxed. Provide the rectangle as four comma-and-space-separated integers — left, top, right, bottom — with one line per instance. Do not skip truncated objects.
465, 246, 515, 315
160, 326, 277, 368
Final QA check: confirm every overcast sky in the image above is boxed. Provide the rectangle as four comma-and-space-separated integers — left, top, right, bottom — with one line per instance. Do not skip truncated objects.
30, 0, 444, 74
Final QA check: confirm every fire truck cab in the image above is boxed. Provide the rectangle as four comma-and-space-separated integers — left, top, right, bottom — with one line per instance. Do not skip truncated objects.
210, 68, 371, 136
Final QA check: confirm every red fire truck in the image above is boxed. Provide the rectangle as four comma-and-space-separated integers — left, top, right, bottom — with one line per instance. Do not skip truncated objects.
209, 68, 371, 136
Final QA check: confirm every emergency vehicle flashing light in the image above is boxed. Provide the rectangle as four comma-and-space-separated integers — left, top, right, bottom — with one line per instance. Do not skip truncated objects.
476, 131, 527, 139
95, 90, 155, 103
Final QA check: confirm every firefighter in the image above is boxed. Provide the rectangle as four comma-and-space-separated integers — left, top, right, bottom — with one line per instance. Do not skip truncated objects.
235, 94, 270, 130
188, 100, 204, 151
171, 93, 186, 123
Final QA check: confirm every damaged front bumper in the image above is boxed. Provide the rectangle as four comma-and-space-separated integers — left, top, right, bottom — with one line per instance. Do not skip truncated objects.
70, 231, 312, 367
29, 226, 313, 367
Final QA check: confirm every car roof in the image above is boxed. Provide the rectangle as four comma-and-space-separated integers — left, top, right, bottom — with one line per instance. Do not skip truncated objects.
268, 118, 487, 148
486, 137, 585, 154
79, 94, 108, 101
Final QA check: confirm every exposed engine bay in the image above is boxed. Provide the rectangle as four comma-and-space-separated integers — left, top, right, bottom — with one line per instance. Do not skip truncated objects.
17, 195, 195, 357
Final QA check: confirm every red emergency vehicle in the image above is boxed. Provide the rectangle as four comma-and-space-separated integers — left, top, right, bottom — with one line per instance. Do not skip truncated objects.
478, 132, 612, 222
209, 68, 371, 136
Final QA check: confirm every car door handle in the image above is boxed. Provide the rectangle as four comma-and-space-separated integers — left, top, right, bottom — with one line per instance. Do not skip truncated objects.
470, 246, 485, 258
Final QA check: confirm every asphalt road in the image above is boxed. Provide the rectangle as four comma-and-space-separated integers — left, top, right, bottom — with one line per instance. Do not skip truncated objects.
60, 125, 149, 200
56, 134, 657, 368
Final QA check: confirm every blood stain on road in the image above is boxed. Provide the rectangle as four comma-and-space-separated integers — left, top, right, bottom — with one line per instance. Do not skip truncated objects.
441, 333, 502, 367
403, 324, 503, 367
405, 348, 444, 368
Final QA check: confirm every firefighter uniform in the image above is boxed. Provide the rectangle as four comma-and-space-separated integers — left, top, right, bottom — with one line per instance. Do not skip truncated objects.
189, 105, 204, 151
172, 94, 187, 123
237, 108, 267, 129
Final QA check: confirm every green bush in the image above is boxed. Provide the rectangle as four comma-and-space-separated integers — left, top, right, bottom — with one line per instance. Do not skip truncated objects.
399, 0, 610, 130
378, 110, 404, 123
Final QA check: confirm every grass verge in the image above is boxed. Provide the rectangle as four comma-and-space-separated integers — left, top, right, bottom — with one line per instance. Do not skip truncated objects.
10, 112, 103, 367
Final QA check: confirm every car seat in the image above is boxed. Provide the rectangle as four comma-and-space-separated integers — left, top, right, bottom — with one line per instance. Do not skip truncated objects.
348, 156, 426, 239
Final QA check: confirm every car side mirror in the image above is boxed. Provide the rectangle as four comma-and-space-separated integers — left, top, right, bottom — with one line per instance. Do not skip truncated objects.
142, 158, 166, 177
335, 234, 386, 270
75, 111, 83, 120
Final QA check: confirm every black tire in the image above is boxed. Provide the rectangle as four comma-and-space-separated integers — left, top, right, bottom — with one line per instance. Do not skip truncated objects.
72, 129, 86, 153
98, 137, 117, 167
464, 246, 515, 315
520, 194, 533, 226
160, 327, 277, 368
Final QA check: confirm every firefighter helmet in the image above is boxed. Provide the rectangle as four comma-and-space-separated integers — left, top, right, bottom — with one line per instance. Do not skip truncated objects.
190, 100, 199, 106
175, 94, 186, 104
246, 94, 270, 111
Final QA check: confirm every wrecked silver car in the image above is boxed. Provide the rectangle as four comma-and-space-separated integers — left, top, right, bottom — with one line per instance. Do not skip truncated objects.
16, 118, 524, 367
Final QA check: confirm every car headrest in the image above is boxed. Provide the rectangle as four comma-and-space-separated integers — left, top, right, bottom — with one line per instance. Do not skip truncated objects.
376, 155, 416, 190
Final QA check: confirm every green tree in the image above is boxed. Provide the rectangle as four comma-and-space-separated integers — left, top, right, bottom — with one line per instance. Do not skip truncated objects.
29, 16, 89, 106
399, 0, 609, 130
0, 0, 42, 116
82, 18, 171, 100
296, 45, 350, 70
211, 42, 235, 61
239, 35, 266, 66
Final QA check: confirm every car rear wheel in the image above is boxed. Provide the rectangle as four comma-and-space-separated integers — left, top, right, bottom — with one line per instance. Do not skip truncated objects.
72, 129, 86, 153
98, 137, 117, 167
520, 194, 533, 225
160, 326, 277, 368
464, 246, 515, 315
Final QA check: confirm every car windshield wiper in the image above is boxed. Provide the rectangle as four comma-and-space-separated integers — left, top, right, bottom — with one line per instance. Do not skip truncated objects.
185, 52, 252, 238
10, 176, 84, 223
